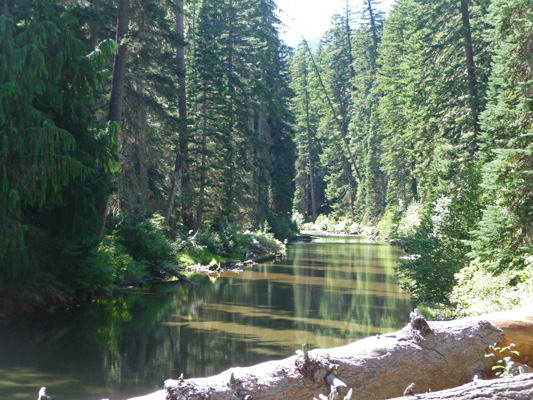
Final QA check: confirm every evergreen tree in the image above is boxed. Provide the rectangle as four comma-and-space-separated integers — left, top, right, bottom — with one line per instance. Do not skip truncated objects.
291, 43, 320, 222
0, 0, 115, 290
468, 0, 533, 271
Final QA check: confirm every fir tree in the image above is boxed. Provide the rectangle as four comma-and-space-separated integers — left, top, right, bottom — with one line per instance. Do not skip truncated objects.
0, 0, 116, 290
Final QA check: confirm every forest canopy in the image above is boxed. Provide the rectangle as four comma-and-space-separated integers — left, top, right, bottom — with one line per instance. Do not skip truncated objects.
1, 0, 532, 313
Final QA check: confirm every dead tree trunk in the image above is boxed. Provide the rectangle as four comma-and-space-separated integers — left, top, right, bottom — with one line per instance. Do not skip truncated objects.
163, 317, 503, 400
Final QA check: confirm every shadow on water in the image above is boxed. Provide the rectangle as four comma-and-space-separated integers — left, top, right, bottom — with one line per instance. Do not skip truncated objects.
0, 236, 411, 400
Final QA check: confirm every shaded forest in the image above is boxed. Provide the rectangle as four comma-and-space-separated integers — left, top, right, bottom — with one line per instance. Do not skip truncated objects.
1, 0, 532, 313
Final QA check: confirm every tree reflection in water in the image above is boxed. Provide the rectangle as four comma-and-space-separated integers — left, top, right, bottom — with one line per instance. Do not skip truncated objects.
0, 236, 411, 400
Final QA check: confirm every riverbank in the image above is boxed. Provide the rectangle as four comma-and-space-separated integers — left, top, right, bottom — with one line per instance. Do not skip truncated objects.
299, 230, 362, 237
0, 223, 288, 318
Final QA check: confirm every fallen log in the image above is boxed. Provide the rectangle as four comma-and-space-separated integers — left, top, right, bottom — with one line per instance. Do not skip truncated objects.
385, 372, 533, 399
162, 315, 504, 400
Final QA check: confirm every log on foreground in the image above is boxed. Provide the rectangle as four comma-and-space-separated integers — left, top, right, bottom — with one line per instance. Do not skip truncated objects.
162, 317, 504, 400
128, 307, 533, 400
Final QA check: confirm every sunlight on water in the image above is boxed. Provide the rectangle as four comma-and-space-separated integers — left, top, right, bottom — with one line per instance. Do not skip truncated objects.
0, 236, 411, 400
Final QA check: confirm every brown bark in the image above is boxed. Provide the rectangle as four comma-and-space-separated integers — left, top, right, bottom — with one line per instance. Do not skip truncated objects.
460, 0, 479, 140
165, 0, 192, 229
96, 0, 130, 237
163, 317, 503, 400
120, 80, 150, 217
224, 0, 236, 219
304, 74, 317, 223
195, 98, 208, 227
107, 0, 130, 127
484, 307, 533, 369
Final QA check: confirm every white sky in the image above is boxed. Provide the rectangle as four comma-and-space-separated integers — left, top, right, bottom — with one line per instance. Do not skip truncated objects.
275, 0, 397, 47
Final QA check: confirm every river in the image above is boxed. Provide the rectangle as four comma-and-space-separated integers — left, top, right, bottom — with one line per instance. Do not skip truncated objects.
0, 235, 411, 400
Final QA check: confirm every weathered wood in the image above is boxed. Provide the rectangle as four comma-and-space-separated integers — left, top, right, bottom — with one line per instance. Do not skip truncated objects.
163, 317, 503, 400
385, 372, 533, 399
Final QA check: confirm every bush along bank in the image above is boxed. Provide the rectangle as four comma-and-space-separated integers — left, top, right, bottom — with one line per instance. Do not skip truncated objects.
0, 216, 287, 317
100, 215, 286, 283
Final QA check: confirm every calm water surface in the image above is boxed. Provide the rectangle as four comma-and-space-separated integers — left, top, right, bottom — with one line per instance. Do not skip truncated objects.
0, 236, 411, 400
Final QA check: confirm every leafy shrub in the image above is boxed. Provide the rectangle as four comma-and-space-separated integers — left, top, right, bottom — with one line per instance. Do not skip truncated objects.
451, 257, 533, 316
109, 215, 175, 269
377, 207, 400, 239
291, 212, 305, 230
396, 201, 424, 236
97, 215, 177, 286
196, 223, 242, 258
395, 220, 459, 305
94, 237, 148, 288
266, 211, 295, 241
486, 344, 521, 378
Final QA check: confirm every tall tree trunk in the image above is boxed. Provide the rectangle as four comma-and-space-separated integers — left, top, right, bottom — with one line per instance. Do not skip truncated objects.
108, 0, 130, 127
120, 80, 150, 218
96, 0, 130, 236
165, 0, 192, 229
304, 84, 317, 223
196, 93, 208, 227
460, 0, 479, 141
225, 0, 236, 220
192, 0, 197, 52
345, 0, 356, 79
366, 0, 379, 60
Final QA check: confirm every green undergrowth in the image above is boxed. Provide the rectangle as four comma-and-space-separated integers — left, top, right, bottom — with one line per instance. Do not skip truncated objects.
95, 216, 285, 290
295, 213, 362, 234
178, 223, 285, 267
451, 258, 533, 317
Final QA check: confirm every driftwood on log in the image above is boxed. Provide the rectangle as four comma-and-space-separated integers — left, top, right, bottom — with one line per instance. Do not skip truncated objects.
163, 315, 504, 400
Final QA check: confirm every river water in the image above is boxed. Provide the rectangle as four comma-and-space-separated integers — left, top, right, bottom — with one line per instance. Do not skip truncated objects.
0, 236, 412, 400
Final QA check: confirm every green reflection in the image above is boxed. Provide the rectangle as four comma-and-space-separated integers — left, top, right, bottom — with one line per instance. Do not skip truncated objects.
0, 236, 411, 400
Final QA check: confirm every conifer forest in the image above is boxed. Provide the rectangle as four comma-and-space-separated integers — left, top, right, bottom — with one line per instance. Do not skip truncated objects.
1, 0, 533, 314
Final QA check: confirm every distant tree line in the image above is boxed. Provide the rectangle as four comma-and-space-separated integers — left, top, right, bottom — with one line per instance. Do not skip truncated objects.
290, 0, 533, 305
